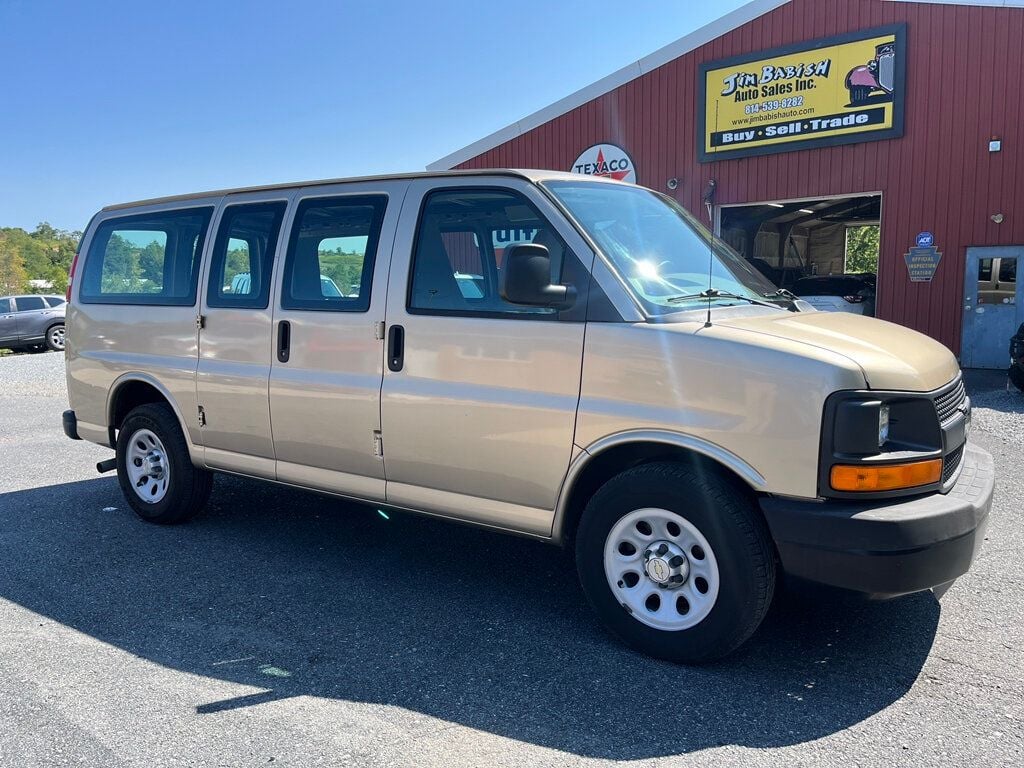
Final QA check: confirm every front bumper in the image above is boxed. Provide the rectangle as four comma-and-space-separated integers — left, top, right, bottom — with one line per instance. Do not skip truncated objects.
760, 443, 993, 597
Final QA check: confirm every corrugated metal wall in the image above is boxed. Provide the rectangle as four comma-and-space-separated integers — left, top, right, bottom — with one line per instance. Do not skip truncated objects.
454, 0, 1024, 355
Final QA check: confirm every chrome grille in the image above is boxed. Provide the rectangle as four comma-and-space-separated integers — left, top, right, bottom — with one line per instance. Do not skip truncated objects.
942, 444, 965, 484
934, 378, 966, 425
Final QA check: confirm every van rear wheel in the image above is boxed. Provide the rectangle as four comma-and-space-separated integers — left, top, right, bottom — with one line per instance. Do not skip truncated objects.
115, 403, 212, 524
575, 461, 776, 663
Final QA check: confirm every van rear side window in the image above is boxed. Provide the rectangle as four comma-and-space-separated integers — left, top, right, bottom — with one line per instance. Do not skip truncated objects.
281, 195, 387, 312
79, 207, 213, 305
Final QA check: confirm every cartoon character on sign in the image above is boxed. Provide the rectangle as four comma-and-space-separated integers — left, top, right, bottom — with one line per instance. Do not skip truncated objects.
845, 42, 896, 105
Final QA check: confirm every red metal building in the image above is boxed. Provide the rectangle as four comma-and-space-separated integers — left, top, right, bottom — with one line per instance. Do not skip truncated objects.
429, 0, 1024, 368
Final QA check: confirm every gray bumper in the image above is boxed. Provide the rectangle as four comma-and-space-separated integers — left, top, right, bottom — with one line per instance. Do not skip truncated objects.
760, 443, 994, 597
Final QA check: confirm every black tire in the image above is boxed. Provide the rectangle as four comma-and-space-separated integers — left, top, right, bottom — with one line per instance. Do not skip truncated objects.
1010, 364, 1024, 393
575, 461, 776, 663
116, 403, 213, 524
44, 323, 65, 352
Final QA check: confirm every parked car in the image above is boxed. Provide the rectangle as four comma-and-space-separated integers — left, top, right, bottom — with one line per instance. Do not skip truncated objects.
0, 294, 66, 352
1010, 323, 1024, 392
791, 273, 877, 316
62, 171, 992, 663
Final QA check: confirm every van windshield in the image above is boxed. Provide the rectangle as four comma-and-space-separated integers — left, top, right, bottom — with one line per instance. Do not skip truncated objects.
543, 181, 783, 315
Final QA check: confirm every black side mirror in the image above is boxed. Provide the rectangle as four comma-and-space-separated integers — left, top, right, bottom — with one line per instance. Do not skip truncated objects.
499, 243, 575, 309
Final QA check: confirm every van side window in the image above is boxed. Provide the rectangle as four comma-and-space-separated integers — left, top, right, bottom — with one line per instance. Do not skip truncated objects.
0, 298, 11, 313
281, 196, 387, 312
207, 202, 287, 309
408, 188, 566, 317
79, 207, 214, 305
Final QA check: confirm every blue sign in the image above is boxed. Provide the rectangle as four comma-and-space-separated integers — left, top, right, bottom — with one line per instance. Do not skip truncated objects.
916, 231, 934, 248
904, 247, 942, 282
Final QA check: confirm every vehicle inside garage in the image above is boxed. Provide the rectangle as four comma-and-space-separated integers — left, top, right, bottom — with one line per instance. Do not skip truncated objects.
719, 194, 881, 315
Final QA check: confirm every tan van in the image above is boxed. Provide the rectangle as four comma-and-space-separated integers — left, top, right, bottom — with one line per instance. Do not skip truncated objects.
63, 170, 993, 662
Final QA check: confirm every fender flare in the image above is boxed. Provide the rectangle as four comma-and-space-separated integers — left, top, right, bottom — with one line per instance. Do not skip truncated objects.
551, 429, 768, 544
106, 372, 199, 458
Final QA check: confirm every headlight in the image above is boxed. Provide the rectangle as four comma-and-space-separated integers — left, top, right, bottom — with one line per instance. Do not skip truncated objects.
822, 392, 944, 497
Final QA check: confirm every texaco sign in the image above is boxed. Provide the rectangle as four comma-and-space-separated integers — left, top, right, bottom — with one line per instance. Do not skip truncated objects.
570, 143, 636, 183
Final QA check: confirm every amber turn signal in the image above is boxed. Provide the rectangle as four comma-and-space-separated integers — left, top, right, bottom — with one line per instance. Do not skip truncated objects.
830, 459, 943, 492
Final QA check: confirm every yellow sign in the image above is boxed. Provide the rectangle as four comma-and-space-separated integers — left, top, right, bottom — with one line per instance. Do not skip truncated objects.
699, 25, 905, 161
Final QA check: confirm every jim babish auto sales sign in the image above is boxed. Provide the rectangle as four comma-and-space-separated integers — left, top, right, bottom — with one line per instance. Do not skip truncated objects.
698, 24, 906, 161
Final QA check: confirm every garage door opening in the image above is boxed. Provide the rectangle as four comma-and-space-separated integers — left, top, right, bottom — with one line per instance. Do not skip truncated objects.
719, 194, 882, 316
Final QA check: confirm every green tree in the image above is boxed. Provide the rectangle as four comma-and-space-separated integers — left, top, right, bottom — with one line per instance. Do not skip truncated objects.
0, 234, 29, 293
845, 225, 880, 274
100, 233, 145, 293
138, 240, 166, 285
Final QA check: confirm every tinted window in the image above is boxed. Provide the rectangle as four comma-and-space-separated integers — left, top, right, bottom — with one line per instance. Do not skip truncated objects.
281, 196, 386, 312
409, 189, 566, 316
44, 296, 65, 307
80, 207, 213, 305
16, 296, 45, 311
979, 259, 993, 282
999, 258, 1016, 283
0, 298, 12, 313
207, 202, 287, 309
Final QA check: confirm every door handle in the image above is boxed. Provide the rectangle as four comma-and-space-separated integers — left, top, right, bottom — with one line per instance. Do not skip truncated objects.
387, 324, 404, 372
277, 320, 291, 363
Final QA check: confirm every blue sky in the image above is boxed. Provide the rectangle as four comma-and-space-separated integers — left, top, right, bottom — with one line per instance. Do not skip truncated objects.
0, 0, 747, 232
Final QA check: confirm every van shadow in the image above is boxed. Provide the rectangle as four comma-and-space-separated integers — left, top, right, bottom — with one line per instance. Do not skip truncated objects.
0, 475, 940, 760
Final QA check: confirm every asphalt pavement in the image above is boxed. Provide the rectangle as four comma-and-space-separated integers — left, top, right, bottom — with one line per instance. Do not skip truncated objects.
0, 352, 1021, 767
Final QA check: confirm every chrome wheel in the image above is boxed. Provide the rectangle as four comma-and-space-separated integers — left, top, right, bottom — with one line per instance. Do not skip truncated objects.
603, 507, 720, 631
125, 428, 170, 504
48, 325, 65, 350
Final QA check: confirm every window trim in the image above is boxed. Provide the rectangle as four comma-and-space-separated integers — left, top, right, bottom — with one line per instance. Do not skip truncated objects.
280, 194, 388, 313
79, 206, 215, 306
405, 186, 573, 322
206, 201, 288, 310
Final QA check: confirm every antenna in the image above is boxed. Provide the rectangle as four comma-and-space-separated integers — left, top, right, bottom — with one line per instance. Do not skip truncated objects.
701, 180, 718, 328
704, 242, 714, 328
700, 182, 716, 329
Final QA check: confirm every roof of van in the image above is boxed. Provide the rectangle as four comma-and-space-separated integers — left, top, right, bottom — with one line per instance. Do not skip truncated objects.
100, 168, 604, 211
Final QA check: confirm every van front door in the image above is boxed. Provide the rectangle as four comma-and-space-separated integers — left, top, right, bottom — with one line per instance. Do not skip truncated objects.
962, 247, 1022, 368
196, 194, 290, 477
380, 179, 591, 536
268, 182, 404, 500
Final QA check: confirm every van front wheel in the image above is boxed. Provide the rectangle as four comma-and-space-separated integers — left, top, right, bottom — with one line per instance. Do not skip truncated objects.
575, 462, 776, 663
116, 403, 212, 524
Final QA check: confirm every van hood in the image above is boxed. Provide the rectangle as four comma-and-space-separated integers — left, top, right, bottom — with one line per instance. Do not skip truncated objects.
714, 310, 959, 392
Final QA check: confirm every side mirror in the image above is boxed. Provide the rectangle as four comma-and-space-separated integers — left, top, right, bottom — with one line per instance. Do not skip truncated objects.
499, 243, 575, 309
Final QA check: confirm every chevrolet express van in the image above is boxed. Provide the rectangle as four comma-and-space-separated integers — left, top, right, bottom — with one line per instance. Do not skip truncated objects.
63, 171, 993, 662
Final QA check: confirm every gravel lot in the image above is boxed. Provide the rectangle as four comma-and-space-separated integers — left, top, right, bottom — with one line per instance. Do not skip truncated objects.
0, 353, 1021, 767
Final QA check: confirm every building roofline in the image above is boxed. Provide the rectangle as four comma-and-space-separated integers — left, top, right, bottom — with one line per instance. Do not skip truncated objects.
427, 0, 1024, 171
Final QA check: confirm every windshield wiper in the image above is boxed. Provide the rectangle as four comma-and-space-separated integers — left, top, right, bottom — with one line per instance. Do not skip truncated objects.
762, 288, 798, 301
666, 289, 779, 309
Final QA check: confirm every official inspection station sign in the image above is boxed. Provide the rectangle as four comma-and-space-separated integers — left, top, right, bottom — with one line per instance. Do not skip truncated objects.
698, 24, 906, 161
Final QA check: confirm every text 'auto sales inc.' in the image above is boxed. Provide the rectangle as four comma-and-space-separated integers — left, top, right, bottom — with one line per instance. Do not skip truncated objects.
429, 0, 1024, 369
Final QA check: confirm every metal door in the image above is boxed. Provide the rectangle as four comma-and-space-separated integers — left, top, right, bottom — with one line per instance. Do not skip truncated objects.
196, 192, 292, 478
962, 247, 1022, 368
268, 180, 405, 501
379, 178, 592, 536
